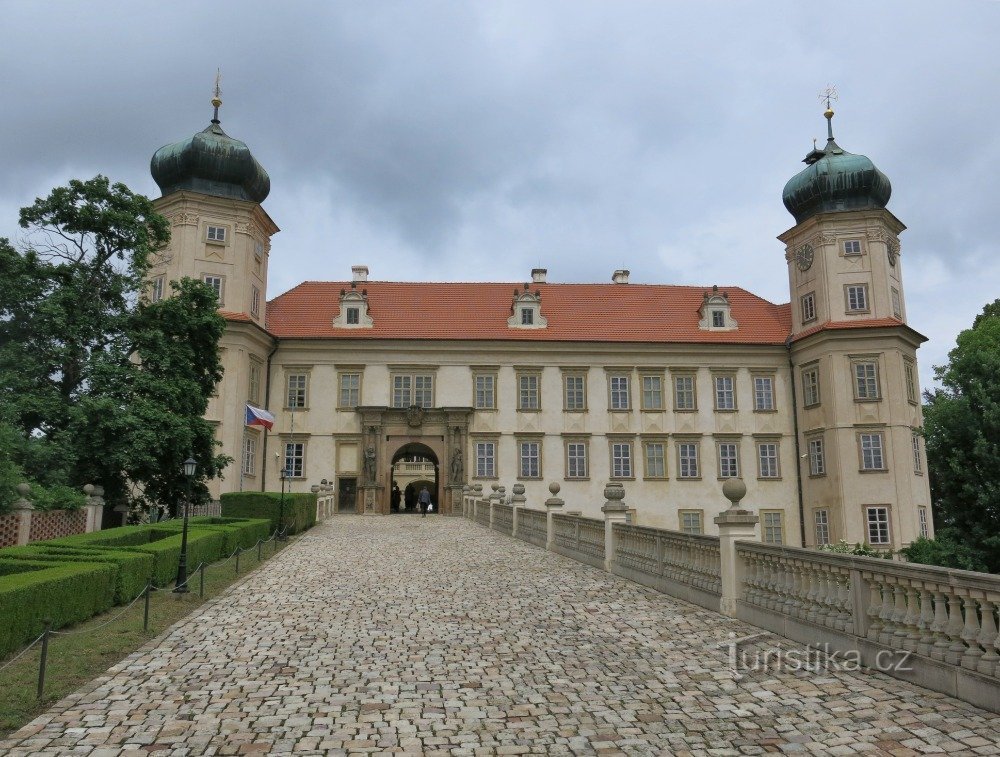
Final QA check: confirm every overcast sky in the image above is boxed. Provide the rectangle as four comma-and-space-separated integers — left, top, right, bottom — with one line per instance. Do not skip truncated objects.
2, 1, 998, 391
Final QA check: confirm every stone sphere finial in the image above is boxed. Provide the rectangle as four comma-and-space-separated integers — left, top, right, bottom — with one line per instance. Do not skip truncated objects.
603, 482, 625, 502
473, 484, 483, 494
722, 477, 747, 508
16, 483, 31, 497
491, 483, 500, 493
548, 482, 560, 495
463, 484, 471, 494
83, 483, 95, 496
512, 483, 525, 496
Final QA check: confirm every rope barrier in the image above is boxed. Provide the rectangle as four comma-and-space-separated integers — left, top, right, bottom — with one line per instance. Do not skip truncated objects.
0, 632, 45, 675
50, 585, 150, 635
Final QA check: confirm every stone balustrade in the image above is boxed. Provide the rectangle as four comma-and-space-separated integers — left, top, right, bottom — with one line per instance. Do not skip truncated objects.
0, 483, 105, 548
462, 479, 1000, 715
493, 502, 514, 535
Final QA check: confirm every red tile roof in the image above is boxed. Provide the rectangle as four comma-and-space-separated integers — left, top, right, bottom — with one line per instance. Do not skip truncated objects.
265, 281, 794, 345
791, 317, 924, 343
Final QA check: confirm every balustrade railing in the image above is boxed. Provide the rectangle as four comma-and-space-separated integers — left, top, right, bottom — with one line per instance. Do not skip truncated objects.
516, 508, 547, 548
550, 513, 605, 569
493, 503, 514, 535
475, 500, 491, 527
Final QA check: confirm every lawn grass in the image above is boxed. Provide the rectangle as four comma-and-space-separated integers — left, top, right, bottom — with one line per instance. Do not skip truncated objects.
0, 535, 293, 739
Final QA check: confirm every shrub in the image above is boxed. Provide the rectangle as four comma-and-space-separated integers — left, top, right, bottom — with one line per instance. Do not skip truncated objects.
154, 517, 272, 555
0, 559, 117, 657
115, 529, 227, 585
220, 492, 317, 534
49, 524, 156, 548
900, 532, 991, 573
817, 540, 893, 559
0, 545, 154, 602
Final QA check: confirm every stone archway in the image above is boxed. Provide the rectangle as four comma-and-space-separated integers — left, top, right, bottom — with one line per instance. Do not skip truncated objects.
390, 442, 439, 514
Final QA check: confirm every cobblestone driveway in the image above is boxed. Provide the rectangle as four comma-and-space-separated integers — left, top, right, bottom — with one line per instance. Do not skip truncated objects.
4, 516, 1000, 756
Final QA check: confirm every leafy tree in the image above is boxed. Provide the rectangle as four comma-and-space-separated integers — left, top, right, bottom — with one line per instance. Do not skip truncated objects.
920, 299, 1000, 573
0, 176, 228, 515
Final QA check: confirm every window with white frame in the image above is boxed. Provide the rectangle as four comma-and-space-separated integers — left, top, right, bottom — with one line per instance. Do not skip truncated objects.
814, 509, 830, 545
753, 376, 775, 411
611, 442, 633, 478
206, 225, 226, 243
680, 510, 704, 535
714, 375, 736, 411
891, 287, 902, 318
286, 373, 308, 409
518, 374, 540, 410
339, 372, 361, 408
248, 360, 262, 404
242, 435, 257, 476
865, 506, 891, 545
718, 441, 739, 478
678, 442, 699, 478
912, 432, 922, 473
519, 441, 541, 478
475, 442, 496, 478
609, 375, 630, 410
644, 442, 666, 478
346, 306, 360, 325
641, 375, 664, 410
251, 285, 261, 318
859, 432, 885, 471
203, 275, 224, 304
566, 442, 588, 479
853, 361, 880, 400
761, 510, 784, 544
801, 291, 816, 323
283, 441, 304, 478
802, 366, 820, 406
151, 275, 165, 303
757, 442, 779, 479
392, 374, 433, 408
904, 361, 918, 404
564, 374, 586, 411
520, 308, 534, 325
918, 507, 929, 538
474, 373, 496, 410
843, 239, 862, 255
808, 436, 825, 476
711, 310, 725, 328
846, 284, 869, 312
674, 374, 696, 410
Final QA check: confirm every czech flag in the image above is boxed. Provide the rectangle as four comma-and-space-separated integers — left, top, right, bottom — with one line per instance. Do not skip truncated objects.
245, 404, 275, 430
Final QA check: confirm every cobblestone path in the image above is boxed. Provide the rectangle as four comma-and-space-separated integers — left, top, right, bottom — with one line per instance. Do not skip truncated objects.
4, 517, 1000, 756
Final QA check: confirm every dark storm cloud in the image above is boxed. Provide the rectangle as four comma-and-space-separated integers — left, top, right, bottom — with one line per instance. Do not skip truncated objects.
1, 0, 998, 387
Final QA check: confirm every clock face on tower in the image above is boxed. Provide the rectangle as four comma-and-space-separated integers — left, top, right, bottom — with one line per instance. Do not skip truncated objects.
794, 243, 814, 271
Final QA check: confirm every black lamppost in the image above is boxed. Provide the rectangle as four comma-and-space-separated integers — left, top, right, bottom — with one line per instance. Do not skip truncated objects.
278, 467, 290, 541
174, 456, 197, 593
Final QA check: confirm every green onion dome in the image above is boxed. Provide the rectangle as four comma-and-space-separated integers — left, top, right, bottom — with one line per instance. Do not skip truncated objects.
150, 116, 269, 204
782, 109, 891, 224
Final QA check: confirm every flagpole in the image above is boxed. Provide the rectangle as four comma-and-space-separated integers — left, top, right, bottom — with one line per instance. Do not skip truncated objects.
239, 401, 246, 493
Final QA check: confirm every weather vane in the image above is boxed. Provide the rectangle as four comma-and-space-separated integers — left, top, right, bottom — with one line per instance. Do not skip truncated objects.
211, 68, 222, 124
819, 84, 838, 110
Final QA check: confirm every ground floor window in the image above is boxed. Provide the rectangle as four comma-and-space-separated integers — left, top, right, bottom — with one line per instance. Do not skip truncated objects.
283, 442, 305, 478
242, 435, 257, 476
865, 506, 891, 545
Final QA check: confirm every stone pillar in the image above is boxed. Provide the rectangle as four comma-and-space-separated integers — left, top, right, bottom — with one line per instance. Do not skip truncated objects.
544, 482, 564, 550
511, 483, 526, 536
83, 484, 105, 533
601, 482, 628, 571
14, 483, 33, 545
713, 478, 759, 617
472, 484, 483, 519
462, 485, 471, 517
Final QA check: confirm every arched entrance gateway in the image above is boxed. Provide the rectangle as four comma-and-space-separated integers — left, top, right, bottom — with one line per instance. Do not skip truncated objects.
355, 404, 473, 515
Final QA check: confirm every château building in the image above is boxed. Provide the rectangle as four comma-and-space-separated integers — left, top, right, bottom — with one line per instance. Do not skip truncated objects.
145, 96, 933, 549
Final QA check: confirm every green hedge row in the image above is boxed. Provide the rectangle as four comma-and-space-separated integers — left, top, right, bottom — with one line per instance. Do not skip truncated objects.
220, 492, 317, 534
0, 516, 272, 658
0, 559, 116, 658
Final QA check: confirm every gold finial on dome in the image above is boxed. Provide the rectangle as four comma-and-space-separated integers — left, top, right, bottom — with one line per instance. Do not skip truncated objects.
818, 84, 838, 141
211, 68, 223, 123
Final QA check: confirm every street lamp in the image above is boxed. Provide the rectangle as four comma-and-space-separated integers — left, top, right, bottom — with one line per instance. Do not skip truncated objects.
174, 456, 197, 593
278, 467, 290, 541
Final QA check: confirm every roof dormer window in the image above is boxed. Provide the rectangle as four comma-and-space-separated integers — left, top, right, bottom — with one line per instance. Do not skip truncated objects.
699, 286, 738, 331
508, 283, 547, 329
334, 283, 374, 328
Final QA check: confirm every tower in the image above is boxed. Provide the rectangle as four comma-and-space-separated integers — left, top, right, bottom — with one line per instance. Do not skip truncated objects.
780, 101, 932, 549
147, 79, 279, 497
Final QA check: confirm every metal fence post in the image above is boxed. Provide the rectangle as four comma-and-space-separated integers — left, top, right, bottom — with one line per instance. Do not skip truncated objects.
199, 562, 206, 598
143, 578, 152, 631
258, 539, 263, 561
37, 620, 51, 699
235, 546, 241, 575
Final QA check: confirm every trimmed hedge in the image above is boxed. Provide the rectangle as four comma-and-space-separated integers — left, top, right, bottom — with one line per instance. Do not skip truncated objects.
0, 559, 117, 657
116, 529, 227, 586
220, 492, 317, 534
0, 545, 153, 602
154, 517, 272, 555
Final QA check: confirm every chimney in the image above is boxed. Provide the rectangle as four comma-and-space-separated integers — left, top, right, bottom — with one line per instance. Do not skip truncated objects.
351, 265, 369, 283
531, 268, 547, 284
612, 269, 630, 284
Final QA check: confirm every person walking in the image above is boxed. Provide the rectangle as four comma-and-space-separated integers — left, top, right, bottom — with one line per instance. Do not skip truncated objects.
418, 486, 431, 518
